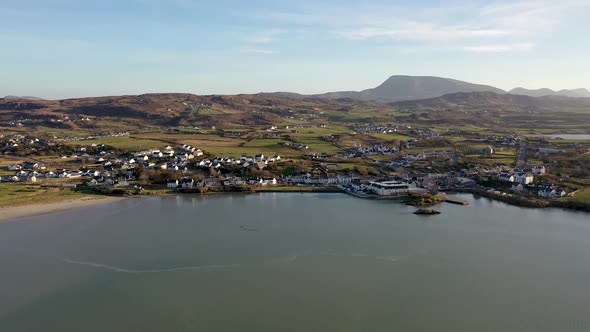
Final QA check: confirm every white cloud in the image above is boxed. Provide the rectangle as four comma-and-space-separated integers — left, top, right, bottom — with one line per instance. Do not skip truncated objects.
247, 36, 274, 44
463, 43, 535, 53
337, 2, 554, 43
248, 0, 588, 53
339, 23, 515, 42
242, 49, 280, 55
244, 28, 289, 45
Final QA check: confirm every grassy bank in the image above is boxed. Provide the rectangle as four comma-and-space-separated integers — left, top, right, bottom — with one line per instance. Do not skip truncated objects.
0, 182, 105, 208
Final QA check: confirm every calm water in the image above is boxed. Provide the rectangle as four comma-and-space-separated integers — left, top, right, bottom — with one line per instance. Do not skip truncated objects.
532, 134, 590, 140
1, 193, 590, 331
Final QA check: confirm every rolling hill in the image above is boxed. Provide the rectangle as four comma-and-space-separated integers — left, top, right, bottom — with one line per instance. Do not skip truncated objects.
2, 90, 590, 135
391, 91, 590, 111
509, 87, 590, 98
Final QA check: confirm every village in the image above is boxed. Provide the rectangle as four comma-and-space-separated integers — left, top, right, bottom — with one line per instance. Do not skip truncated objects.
1, 129, 585, 207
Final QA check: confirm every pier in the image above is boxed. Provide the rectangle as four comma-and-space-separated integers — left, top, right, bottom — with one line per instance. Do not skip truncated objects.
443, 195, 470, 205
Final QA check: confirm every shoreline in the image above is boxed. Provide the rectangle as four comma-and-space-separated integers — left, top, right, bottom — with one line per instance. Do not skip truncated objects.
0, 196, 125, 222
453, 188, 590, 212
1, 186, 587, 222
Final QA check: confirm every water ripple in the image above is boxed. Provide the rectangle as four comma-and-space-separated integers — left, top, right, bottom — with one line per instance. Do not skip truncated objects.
52, 249, 427, 274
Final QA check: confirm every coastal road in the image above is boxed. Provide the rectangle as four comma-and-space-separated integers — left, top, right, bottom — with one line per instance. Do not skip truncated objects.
516, 139, 528, 169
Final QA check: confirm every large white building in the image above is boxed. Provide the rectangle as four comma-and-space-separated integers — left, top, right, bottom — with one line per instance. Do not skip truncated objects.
366, 181, 410, 196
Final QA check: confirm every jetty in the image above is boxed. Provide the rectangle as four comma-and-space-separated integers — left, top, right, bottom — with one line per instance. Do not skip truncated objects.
443, 195, 469, 205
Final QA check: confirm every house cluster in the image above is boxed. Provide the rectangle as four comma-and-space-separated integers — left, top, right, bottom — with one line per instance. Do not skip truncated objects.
356, 145, 397, 156
281, 141, 309, 150
308, 152, 331, 159
195, 154, 281, 170
51, 131, 129, 143
6, 115, 95, 128
52, 115, 91, 123
332, 152, 358, 159
1, 135, 55, 152
496, 171, 535, 185
352, 125, 404, 134
409, 128, 440, 138
167, 176, 280, 189
286, 175, 353, 185
1, 166, 127, 184
470, 135, 520, 147
393, 151, 456, 169
343, 179, 411, 196
537, 184, 567, 199
88, 131, 129, 138
128, 145, 205, 170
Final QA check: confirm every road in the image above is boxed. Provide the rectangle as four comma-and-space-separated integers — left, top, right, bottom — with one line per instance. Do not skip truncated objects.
516, 139, 528, 169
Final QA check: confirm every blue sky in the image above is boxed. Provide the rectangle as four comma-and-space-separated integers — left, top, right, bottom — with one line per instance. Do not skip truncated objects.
1, 0, 589, 99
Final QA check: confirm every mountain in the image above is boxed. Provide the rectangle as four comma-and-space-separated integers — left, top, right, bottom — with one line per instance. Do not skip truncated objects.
262, 75, 506, 103
509, 87, 590, 98
391, 91, 590, 112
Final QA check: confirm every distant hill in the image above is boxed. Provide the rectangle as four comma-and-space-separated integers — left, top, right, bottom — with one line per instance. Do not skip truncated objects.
4, 95, 45, 100
257, 92, 307, 99
509, 87, 590, 98
261, 75, 506, 102
391, 91, 590, 112
0, 93, 383, 128
2, 92, 590, 133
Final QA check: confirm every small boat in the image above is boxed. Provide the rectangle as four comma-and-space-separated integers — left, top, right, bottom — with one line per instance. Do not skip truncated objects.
240, 225, 258, 231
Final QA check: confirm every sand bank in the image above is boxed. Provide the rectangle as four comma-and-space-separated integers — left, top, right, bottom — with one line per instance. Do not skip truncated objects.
0, 196, 124, 221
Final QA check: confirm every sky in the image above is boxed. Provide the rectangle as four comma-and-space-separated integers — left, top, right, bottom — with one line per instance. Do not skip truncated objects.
1, 0, 590, 99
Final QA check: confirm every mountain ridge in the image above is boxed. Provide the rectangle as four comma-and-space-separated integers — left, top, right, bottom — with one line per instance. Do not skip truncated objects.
509, 87, 590, 98
261, 75, 507, 103
390, 91, 590, 112
260, 75, 589, 102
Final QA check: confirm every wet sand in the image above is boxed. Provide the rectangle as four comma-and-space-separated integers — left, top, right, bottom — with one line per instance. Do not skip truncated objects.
0, 196, 124, 221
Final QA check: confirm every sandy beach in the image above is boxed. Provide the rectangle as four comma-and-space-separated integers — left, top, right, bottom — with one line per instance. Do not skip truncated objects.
0, 196, 125, 221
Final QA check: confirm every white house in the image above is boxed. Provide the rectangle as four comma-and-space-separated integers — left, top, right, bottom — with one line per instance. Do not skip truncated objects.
260, 178, 278, 186
514, 173, 534, 185
532, 165, 546, 176
497, 172, 515, 182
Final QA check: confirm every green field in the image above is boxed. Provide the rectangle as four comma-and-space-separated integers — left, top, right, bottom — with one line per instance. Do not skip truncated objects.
0, 183, 100, 208
65, 136, 172, 152
570, 189, 590, 204
369, 133, 413, 141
